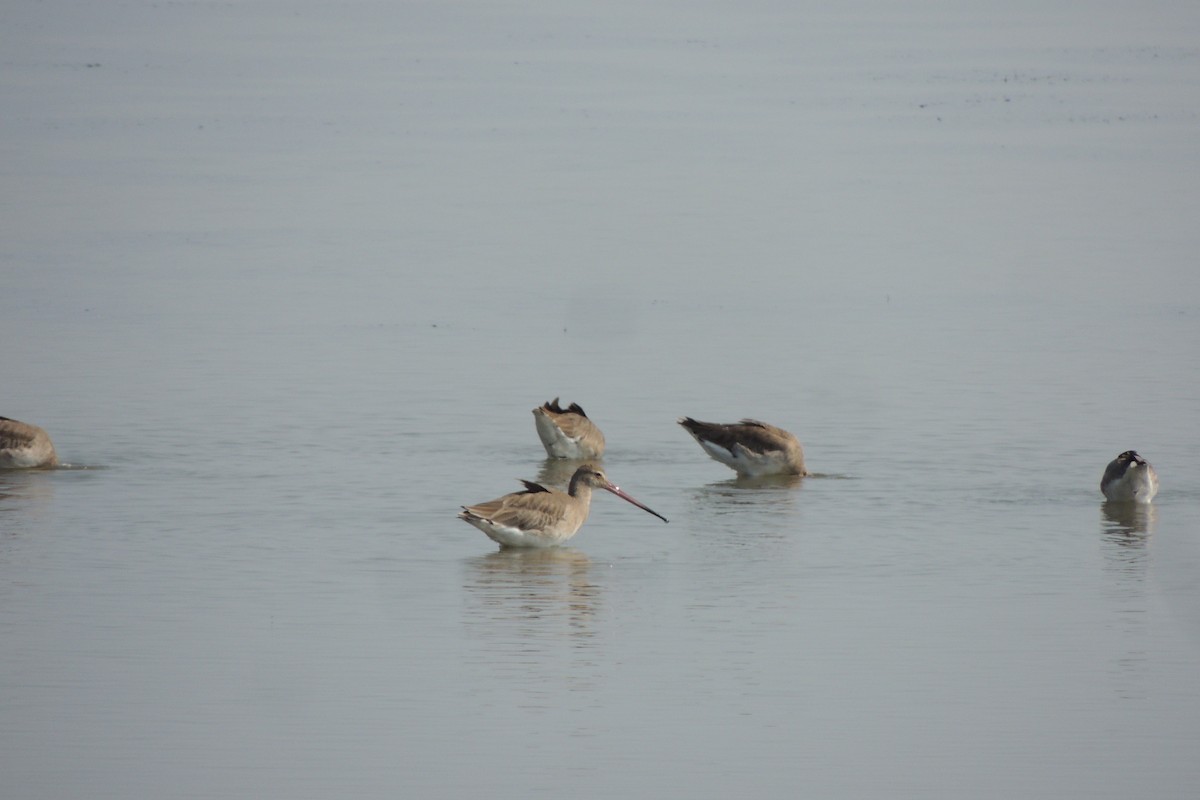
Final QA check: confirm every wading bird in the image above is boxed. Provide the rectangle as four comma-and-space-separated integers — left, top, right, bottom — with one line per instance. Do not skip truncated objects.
0, 417, 58, 469
1101, 450, 1158, 503
458, 464, 667, 548
678, 417, 806, 478
533, 398, 606, 459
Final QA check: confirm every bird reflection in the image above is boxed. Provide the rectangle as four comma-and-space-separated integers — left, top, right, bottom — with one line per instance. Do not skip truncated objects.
462, 546, 599, 645
691, 473, 805, 515
1101, 500, 1157, 544
0, 469, 57, 512
1098, 501, 1157, 699
731, 473, 808, 491
678, 473, 808, 555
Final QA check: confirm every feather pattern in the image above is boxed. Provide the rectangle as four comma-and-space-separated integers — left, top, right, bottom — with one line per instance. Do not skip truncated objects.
532, 397, 606, 459
0, 416, 58, 469
1101, 450, 1158, 503
459, 464, 666, 548
678, 416, 807, 477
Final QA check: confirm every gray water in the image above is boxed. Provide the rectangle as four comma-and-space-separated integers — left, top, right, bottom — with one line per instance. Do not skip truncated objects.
3, 2, 1200, 798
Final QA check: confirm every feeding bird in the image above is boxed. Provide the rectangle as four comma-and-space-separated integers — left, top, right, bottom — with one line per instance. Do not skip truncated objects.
0, 417, 58, 469
678, 417, 807, 478
533, 397, 606, 459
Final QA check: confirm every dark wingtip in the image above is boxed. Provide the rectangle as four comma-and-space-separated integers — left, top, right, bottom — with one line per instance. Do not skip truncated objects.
539, 398, 590, 418
539, 397, 565, 414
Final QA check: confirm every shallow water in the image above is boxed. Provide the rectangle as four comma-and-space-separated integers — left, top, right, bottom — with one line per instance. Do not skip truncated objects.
3, 2, 1200, 798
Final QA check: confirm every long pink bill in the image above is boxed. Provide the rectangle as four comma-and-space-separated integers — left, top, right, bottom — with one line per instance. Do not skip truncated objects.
602, 484, 669, 523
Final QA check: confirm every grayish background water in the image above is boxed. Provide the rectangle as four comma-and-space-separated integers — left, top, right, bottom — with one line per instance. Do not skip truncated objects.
3, 2, 1199, 797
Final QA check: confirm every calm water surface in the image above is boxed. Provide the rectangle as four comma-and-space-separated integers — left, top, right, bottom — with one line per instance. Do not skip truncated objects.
3, 2, 1200, 798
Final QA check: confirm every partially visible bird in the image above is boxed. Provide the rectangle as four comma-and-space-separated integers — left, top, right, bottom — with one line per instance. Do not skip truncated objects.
533, 398, 605, 459
0, 417, 58, 469
458, 464, 667, 548
1101, 450, 1158, 503
678, 417, 807, 478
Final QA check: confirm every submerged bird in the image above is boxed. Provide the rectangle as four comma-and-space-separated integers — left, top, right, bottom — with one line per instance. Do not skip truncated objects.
458, 464, 667, 548
0, 417, 58, 469
532, 397, 606, 459
1101, 450, 1158, 503
678, 417, 807, 478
